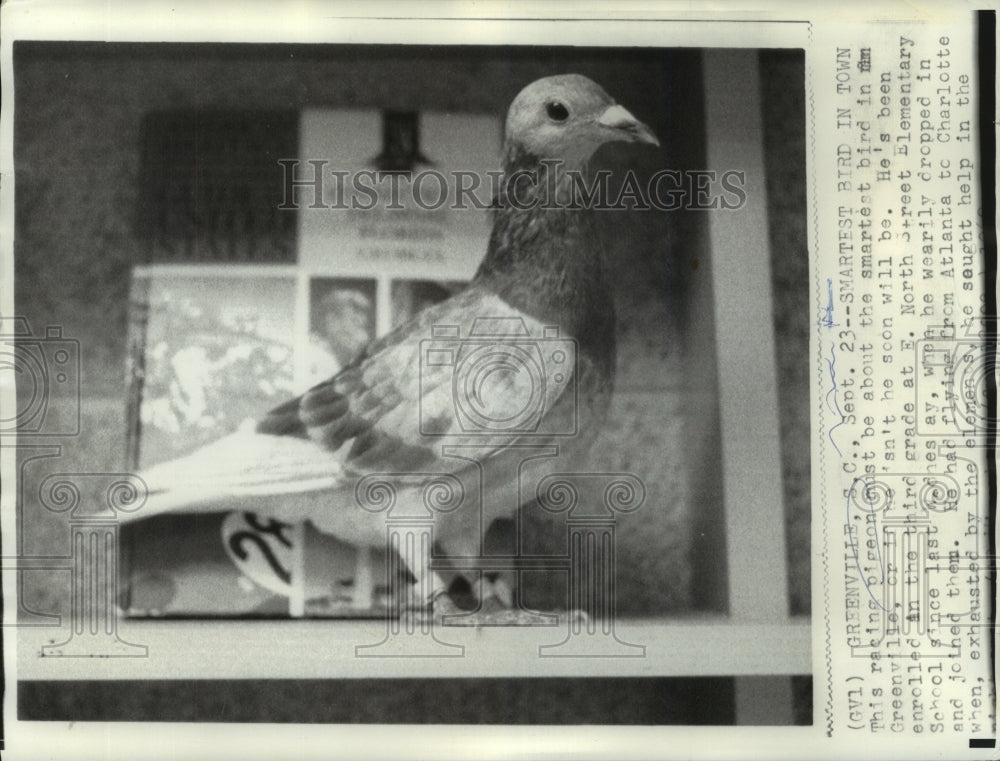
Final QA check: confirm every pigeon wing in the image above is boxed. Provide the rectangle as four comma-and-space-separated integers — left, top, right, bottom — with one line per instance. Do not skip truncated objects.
126, 285, 580, 527
256, 284, 578, 476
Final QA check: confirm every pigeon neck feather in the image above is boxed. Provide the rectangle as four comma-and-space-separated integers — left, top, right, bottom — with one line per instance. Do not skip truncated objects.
473, 145, 615, 369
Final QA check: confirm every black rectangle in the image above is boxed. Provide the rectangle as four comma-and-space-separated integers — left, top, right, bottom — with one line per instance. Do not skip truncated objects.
20, 678, 737, 724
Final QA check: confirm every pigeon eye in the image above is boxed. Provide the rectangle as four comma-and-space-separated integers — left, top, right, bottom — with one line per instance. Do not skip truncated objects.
545, 101, 569, 122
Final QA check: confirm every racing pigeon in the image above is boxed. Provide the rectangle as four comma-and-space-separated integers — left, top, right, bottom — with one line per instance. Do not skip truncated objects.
133, 74, 659, 610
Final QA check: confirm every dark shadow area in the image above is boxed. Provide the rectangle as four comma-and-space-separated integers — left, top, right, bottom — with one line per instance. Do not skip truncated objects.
21, 677, 739, 724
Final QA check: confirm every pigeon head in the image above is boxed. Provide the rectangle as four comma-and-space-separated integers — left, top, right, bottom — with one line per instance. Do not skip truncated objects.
478, 74, 652, 352
503, 74, 659, 170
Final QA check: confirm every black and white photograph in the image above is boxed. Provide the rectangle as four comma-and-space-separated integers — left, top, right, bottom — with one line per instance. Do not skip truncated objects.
2, 3, 994, 759
10, 35, 810, 723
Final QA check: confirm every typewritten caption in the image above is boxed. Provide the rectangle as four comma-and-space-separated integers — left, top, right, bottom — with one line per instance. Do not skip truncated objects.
820, 26, 995, 738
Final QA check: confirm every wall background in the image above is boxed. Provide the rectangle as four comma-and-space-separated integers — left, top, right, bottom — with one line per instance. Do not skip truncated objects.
13, 42, 809, 722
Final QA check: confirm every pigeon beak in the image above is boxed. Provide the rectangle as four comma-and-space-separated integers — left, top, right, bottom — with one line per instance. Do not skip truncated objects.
597, 104, 660, 147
